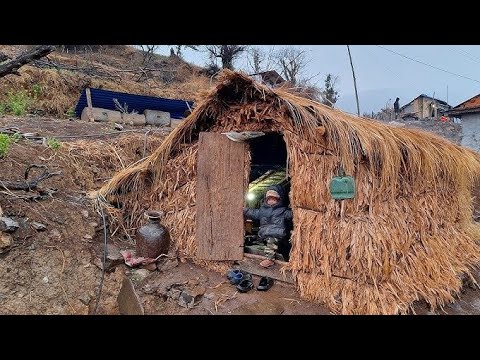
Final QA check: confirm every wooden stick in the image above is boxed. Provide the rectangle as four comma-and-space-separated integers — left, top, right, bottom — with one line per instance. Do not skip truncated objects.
85, 88, 94, 122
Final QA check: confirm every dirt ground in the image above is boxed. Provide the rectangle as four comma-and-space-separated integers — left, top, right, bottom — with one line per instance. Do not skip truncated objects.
0, 115, 167, 314
2, 115, 480, 315
137, 261, 331, 315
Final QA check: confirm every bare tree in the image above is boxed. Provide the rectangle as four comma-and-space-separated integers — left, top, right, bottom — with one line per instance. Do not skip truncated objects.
245, 46, 276, 74
274, 47, 308, 85
248, 47, 265, 73
166, 45, 199, 58
204, 45, 248, 70
135, 45, 159, 65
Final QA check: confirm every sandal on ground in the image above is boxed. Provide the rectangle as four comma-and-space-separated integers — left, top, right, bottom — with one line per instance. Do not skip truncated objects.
236, 279, 254, 293
228, 270, 252, 285
257, 276, 274, 291
229, 272, 244, 285
227, 269, 242, 281
260, 259, 275, 268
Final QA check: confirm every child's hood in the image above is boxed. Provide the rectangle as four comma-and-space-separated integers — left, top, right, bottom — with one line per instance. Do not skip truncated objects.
263, 184, 285, 207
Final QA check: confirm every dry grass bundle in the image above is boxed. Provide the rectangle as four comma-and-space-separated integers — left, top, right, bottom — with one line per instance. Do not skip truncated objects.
0, 65, 210, 117
58, 133, 165, 190
99, 70, 480, 314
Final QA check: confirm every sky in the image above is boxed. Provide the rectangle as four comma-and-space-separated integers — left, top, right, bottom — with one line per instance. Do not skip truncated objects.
155, 45, 480, 116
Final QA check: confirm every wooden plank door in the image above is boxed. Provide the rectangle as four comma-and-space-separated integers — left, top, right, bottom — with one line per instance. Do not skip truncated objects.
196, 132, 246, 260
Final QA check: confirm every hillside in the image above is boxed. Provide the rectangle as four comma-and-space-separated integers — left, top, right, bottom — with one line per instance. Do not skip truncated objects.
0, 45, 211, 118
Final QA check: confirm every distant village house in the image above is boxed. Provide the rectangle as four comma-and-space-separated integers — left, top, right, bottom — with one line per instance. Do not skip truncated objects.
400, 94, 451, 120
250, 70, 285, 88
447, 94, 480, 152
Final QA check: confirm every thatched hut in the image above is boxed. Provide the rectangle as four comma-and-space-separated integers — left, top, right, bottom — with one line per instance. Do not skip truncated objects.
100, 70, 480, 315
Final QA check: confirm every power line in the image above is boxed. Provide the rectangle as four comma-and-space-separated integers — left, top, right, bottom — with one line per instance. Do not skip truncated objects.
376, 45, 480, 84
457, 48, 480, 64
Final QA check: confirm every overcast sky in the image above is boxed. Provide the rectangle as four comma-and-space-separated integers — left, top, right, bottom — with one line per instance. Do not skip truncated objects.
156, 45, 480, 116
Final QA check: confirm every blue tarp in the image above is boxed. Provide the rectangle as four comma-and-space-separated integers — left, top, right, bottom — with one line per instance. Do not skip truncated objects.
74, 88, 193, 119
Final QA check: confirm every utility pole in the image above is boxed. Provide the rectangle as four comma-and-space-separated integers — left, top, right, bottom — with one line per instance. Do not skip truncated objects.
347, 45, 360, 116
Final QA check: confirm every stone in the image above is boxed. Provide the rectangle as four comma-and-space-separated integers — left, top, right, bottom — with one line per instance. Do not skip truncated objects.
42, 276, 49, 284
120, 113, 145, 126
186, 279, 199, 287
106, 244, 123, 261
81, 107, 122, 123
31, 222, 47, 231
117, 277, 144, 315
204, 293, 215, 300
165, 283, 183, 301
94, 245, 124, 272
104, 244, 124, 271
83, 234, 93, 240
48, 229, 62, 241
81, 210, 89, 218
142, 284, 155, 294
131, 269, 149, 283
0, 217, 19, 232
78, 294, 91, 306
178, 285, 206, 309
144, 109, 171, 127
89, 222, 99, 228
114, 123, 124, 131
189, 285, 206, 299
0, 233, 12, 254
157, 258, 178, 272
142, 263, 157, 271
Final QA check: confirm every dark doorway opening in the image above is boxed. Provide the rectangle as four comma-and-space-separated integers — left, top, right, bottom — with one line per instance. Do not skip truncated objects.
244, 132, 292, 261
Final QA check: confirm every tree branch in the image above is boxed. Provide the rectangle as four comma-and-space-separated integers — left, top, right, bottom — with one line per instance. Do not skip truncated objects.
0, 164, 61, 191
0, 45, 56, 78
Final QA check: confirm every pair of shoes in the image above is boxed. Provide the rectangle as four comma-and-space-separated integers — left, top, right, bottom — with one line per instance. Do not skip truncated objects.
256, 276, 274, 291
238, 276, 274, 293
260, 259, 275, 268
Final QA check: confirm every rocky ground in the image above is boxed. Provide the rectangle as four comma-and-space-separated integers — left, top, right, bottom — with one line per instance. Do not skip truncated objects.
383, 117, 462, 144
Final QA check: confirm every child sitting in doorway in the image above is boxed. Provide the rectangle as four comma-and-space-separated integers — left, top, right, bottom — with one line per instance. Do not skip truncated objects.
244, 184, 293, 268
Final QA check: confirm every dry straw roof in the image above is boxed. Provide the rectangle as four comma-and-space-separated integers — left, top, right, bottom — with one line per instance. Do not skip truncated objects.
102, 70, 480, 197
100, 70, 480, 314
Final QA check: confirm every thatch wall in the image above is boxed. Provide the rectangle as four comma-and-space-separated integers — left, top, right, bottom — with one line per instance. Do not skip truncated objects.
284, 130, 480, 314
99, 70, 480, 314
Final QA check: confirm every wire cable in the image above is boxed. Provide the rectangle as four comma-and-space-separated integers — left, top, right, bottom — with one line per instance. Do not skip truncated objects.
93, 196, 108, 315
376, 45, 480, 84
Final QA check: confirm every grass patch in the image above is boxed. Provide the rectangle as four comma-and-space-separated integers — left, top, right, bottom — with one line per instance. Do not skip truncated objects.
65, 107, 76, 118
47, 137, 61, 150
0, 134, 13, 158
0, 91, 31, 116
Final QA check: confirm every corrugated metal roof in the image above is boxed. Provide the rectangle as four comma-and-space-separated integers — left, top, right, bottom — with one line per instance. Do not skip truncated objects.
74, 88, 193, 119
451, 94, 480, 111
